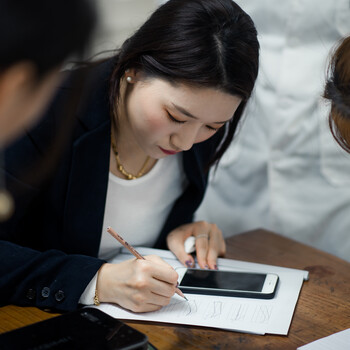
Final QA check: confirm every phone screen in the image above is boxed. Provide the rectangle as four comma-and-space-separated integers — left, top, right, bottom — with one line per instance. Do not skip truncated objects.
180, 269, 266, 292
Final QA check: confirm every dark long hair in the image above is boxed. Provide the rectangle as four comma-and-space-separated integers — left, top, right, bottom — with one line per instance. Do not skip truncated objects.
109, 0, 259, 168
324, 36, 350, 153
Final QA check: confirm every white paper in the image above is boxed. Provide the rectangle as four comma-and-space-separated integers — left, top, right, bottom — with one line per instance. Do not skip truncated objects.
297, 329, 350, 349
92, 247, 308, 335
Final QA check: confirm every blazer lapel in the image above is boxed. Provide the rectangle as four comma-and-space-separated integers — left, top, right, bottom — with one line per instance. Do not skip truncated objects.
60, 59, 115, 256
61, 120, 110, 256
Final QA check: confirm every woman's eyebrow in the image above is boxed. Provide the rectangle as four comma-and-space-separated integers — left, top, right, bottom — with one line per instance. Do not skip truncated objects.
171, 103, 229, 124
172, 103, 198, 119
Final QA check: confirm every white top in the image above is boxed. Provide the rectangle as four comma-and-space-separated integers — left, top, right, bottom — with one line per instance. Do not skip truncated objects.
99, 153, 187, 260
79, 153, 186, 304
195, 0, 350, 261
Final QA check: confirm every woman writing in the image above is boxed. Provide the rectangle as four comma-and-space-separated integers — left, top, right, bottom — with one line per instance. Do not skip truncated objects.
0, 0, 259, 313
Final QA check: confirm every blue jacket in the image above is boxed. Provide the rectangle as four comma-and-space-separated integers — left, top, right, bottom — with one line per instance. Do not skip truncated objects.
0, 59, 222, 311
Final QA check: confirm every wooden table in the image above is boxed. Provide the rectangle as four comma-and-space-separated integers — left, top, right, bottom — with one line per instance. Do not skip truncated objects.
1, 229, 350, 349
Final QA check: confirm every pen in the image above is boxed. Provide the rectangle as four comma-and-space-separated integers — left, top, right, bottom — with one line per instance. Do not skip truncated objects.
106, 226, 188, 301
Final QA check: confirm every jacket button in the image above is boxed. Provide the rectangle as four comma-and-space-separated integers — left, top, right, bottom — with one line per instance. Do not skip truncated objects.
26, 288, 36, 300
55, 290, 65, 302
41, 287, 50, 298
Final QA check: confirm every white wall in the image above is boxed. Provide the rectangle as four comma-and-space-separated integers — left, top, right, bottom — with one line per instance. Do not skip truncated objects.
87, 0, 159, 59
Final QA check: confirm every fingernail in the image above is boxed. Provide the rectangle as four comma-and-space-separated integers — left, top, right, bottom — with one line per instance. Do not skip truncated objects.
205, 265, 209, 269
214, 265, 218, 270
185, 260, 193, 267
176, 281, 179, 287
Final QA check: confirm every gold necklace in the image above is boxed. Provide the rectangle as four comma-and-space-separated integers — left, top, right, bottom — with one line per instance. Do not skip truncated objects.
110, 135, 151, 180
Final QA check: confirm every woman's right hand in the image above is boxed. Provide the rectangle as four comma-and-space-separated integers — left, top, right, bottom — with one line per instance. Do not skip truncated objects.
96, 255, 179, 312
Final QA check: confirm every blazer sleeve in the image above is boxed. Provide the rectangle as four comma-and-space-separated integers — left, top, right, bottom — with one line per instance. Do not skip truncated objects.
0, 118, 106, 312
0, 63, 111, 312
0, 240, 105, 312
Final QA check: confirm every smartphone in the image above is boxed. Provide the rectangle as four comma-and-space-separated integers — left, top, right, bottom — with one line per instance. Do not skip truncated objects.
176, 268, 279, 299
0, 307, 148, 350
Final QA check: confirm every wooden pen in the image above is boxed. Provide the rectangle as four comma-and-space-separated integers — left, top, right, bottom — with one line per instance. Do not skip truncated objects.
106, 226, 188, 301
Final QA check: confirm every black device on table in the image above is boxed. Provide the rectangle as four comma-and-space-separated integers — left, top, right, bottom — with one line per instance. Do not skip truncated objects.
176, 268, 279, 299
0, 307, 153, 349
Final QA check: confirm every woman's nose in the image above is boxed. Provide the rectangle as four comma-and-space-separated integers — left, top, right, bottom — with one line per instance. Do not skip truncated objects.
171, 124, 200, 151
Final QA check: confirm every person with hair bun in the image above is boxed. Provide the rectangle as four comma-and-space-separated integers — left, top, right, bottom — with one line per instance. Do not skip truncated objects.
324, 36, 350, 152
0, 0, 259, 313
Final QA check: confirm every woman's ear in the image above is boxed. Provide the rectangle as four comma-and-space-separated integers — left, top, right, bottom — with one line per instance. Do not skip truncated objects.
124, 68, 139, 84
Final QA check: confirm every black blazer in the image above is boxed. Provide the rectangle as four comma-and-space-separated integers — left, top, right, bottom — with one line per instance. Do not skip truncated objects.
0, 59, 222, 311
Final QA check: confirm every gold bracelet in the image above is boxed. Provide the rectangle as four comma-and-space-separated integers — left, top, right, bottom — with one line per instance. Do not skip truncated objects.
94, 288, 100, 306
